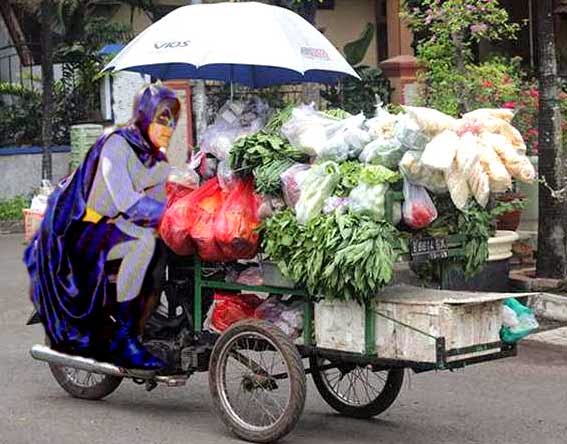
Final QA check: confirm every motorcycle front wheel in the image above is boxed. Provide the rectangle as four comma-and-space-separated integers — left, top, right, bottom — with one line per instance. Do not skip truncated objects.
46, 337, 123, 400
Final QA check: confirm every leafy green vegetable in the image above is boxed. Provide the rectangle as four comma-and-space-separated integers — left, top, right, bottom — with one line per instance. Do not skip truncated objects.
264, 104, 295, 134
262, 210, 406, 303
359, 164, 401, 186
324, 108, 353, 120
253, 158, 295, 195
229, 131, 307, 175
335, 162, 400, 197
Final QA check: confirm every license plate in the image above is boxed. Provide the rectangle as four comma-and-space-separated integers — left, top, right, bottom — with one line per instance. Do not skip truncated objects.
410, 237, 449, 261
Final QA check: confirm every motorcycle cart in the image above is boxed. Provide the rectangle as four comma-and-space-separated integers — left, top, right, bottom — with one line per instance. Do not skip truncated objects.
30, 193, 517, 443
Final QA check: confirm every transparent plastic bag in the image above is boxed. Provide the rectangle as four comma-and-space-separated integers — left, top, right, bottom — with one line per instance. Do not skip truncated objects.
280, 163, 311, 208
395, 113, 430, 151
217, 159, 237, 191
365, 104, 398, 140
402, 180, 438, 229
348, 182, 389, 221
323, 196, 350, 214
280, 104, 332, 156
254, 296, 304, 339
500, 298, 539, 344
399, 150, 448, 194
359, 137, 406, 169
402, 105, 457, 136
295, 161, 340, 224
318, 113, 369, 161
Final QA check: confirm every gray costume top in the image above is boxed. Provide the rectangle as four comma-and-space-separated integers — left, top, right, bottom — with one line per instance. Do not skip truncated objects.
86, 134, 170, 218
86, 134, 171, 302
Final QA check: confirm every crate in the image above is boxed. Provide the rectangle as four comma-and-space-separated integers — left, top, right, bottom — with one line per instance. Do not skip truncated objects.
314, 284, 513, 363
23, 209, 43, 243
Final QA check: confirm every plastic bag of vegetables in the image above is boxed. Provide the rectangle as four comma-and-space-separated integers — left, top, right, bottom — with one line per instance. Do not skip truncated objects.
395, 113, 431, 151
399, 150, 448, 194
280, 163, 311, 208
318, 113, 370, 161
348, 182, 390, 221
347, 164, 400, 221
359, 137, 406, 169
280, 104, 337, 156
295, 161, 340, 224
402, 180, 438, 229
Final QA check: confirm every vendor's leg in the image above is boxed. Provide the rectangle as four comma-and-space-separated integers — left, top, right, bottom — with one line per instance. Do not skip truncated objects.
107, 232, 156, 303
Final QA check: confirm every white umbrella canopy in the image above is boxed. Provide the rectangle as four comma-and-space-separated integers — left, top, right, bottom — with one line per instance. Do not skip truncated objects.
103, 1, 359, 88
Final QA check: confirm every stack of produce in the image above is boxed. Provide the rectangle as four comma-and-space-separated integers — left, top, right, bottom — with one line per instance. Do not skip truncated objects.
160, 99, 535, 303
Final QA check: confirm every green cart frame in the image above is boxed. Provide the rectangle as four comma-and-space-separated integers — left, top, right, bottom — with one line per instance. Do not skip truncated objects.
186, 241, 516, 442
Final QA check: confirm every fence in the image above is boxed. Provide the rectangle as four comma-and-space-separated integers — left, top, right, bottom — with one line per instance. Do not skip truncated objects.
0, 43, 39, 90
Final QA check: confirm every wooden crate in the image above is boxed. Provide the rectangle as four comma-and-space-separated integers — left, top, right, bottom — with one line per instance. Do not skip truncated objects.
23, 209, 43, 243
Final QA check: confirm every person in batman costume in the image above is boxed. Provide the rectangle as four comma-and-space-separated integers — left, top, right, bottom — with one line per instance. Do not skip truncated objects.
24, 84, 180, 370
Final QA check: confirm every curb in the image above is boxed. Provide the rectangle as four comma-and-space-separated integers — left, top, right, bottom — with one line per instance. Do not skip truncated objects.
527, 292, 567, 323
524, 326, 567, 349
0, 219, 23, 234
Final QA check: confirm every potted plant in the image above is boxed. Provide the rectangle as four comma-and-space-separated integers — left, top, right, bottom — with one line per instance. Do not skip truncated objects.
494, 191, 527, 231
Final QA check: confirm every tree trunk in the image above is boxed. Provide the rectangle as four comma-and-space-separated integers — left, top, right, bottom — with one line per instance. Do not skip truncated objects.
452, 30, 469, 114
40, 0, 55, 181
535, 0, 567, 279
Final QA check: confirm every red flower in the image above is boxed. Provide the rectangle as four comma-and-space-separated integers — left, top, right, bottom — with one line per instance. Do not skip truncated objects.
526, 128, 538, 137
529, 88, 539, 98
502, 101, 517, 109
482, 80, 494, 88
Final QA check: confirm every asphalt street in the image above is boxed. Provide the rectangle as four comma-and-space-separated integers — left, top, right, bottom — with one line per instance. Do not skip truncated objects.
1, 234, 566, 444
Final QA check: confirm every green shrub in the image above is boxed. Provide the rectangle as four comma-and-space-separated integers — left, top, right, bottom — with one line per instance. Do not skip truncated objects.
0, 196, 31, 221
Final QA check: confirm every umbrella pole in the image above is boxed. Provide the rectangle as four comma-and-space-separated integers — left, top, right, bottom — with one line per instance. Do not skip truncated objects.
230, 81, 234, 102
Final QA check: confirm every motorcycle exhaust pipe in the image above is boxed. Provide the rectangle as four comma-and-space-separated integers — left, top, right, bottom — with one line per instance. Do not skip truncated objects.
30, 344, 126, 377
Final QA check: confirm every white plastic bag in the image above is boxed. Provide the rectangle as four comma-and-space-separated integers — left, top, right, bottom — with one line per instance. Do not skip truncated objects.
280, 104, 334, 156
402, 105, 457, 136
402, 180, 438, 229
421, 129, 459, 173
457, 133, 490, 207
445, 159, 471, 210
323, 196, 350, 214
365, 104, 398, 139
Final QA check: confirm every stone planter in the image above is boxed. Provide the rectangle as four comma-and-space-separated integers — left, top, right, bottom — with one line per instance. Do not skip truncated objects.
488, 230, 519, 261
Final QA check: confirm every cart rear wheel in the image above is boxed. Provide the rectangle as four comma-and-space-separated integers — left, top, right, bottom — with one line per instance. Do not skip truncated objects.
310, 357, 403, 419
208, 320, 306, 443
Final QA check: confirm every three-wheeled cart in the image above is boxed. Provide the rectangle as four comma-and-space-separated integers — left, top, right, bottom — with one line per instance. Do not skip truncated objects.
177, 243, 517, 443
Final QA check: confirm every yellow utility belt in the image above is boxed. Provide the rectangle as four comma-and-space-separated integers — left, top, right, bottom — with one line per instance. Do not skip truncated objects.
83, 208, 103, 224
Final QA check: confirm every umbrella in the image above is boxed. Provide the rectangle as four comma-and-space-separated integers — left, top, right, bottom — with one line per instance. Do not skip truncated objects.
103, 1, 359, 88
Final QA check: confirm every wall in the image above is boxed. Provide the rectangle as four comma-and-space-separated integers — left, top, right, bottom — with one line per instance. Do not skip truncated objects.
109, 0, 382, 68
316, 0, 379, 67
0, 148, 70, 200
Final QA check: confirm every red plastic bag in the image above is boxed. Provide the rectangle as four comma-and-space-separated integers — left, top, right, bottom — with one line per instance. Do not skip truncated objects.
187, 178, 226, 261
159, 195, 195, 256
211, 292, 263, 332
402, 180, 438, 229
213, 178, 261, 261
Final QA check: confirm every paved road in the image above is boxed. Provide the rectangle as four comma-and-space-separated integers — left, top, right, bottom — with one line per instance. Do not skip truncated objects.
1, 234, 566, 444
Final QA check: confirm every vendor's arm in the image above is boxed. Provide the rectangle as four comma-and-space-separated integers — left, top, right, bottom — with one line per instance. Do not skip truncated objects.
101, 137, 165, 228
